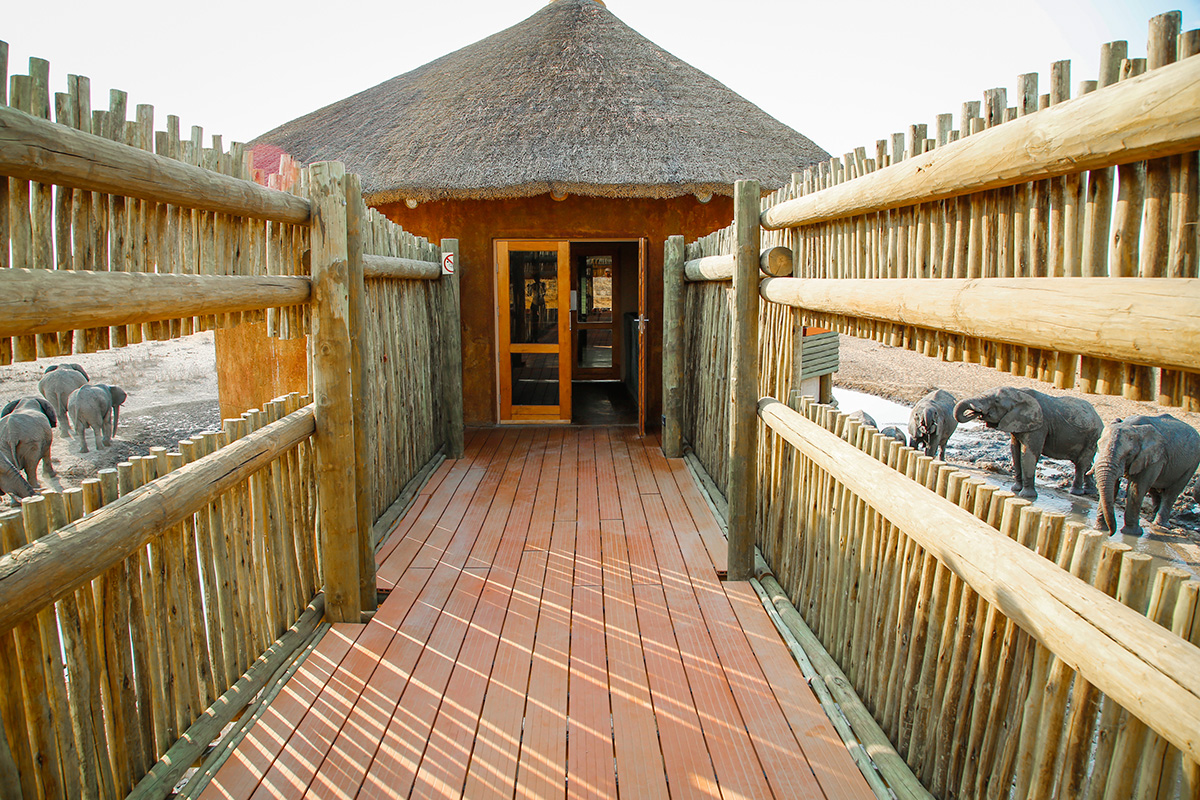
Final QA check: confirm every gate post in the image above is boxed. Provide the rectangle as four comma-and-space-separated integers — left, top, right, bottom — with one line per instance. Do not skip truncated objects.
307, 161, 361, 623
344, 172, 376, 613
727, 179, 760, 581
440, 238, 465, 460
662, 235, 685, 458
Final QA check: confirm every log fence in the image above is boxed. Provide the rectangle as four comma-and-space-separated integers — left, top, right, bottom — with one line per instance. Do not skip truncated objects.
663, 10, 1200, 798
0, 38, 463, 798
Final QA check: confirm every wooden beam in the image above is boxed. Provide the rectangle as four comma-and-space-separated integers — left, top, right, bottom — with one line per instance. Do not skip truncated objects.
0, 269, 309, 337
0, 407, 315, 636
362, 253, 441, 280
306, 162, 361, 624
728, 179, 760, 582
758, 276, 1200, 372
662, 235, 686, 458
440, 239, 465, 460
757, 396, 1200, 765
683, 246, 793, 281
0, 105, 309, 224
344, 174, 376, 614
761, 55, 1200, 230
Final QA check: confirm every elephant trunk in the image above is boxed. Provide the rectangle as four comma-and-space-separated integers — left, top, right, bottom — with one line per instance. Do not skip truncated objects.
1096, 444, 1126, 533
113, 404, 119, 433
954, 399, 983, 424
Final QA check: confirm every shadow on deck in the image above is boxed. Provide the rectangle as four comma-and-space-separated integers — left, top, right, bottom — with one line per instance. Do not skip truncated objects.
197, 428, 873, 799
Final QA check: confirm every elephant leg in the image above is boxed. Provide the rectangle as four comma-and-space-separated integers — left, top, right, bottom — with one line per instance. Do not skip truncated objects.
1009, 437, 1025, 494
1018, 447, 1040, 499
17, 448, 40, 490
101, 414, 113, 448
77, 423, 89, 454
1123, 480, 1147, 535
40, 441, 55, 478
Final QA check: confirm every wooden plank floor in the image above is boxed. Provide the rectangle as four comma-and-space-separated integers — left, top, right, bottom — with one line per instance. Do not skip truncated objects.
200, 427, 874, 800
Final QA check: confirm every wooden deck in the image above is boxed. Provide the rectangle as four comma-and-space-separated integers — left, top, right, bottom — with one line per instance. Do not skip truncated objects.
198, 428, 873, 800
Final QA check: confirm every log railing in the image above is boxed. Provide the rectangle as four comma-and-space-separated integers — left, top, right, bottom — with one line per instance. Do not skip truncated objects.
0, 38, 464, 798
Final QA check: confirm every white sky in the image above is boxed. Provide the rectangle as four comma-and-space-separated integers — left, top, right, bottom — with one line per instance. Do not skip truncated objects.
4, 0, 1198, 159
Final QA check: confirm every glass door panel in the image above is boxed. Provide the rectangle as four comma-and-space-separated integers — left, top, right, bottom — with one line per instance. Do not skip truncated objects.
572, 251, 620, 381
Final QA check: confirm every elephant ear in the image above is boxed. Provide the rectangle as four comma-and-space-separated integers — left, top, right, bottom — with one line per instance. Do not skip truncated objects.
36, 397, 57, 428
0, 400, 15, 418
109, 386, 128, 407
995, 388, 1043, 434
70, 364, 89, 382
1129, 426, 1168, 477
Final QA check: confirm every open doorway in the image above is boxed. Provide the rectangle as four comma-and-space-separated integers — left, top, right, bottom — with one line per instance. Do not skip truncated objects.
569, 241, 642, 426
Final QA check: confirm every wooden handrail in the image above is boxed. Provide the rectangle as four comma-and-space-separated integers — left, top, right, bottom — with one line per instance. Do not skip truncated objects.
0, 106, 310, 225
0, 405, 316, 636
684, 246, 793, 281
760, 55, 1200, 230
757, 396, 1200, 763
0, 269, 311, 337
362, 253, 441, 280
758, 276, 1200, 372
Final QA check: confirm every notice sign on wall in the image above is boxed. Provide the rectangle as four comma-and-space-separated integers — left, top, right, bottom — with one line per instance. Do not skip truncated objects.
442, 252, 455, 275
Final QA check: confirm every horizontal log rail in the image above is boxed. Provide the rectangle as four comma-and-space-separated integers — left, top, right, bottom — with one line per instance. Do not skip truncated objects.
0, 405, 316, 635
0, 269, 311, 338
0, 106, 311, 225
761, 55, 1200, 230
362, 253, 441, 280
684, 245, 793, 281
757, 397, 1200, 763
758, 276, 1200, 372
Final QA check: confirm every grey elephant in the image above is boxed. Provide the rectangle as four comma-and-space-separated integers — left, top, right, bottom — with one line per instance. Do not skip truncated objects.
1095, 415, 1200, 536
845, 410, 877, 429
0, 399, 56, 490
1, 396, 57, 429
39, 363, 89, 438
909, 389, 958, 460
955, 387, 1102, 500
879, 426, 908, 447
68, 384, 127, 453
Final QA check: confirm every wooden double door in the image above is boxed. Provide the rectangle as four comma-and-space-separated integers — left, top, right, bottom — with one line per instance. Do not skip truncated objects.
497, 239, 647, 428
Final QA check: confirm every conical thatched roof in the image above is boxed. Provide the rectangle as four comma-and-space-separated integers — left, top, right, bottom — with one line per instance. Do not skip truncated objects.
252, 0, 829, 204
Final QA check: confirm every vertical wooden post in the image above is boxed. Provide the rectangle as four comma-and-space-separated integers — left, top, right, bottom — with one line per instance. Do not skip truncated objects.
661, 235, 686, 458
440, 239, 465, 460
344, 172, 376, 614
728, 179, 760, 582
307, 161, 361, 623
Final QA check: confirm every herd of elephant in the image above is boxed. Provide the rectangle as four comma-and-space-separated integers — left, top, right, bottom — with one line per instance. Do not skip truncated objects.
846, 387, 1200, 537
0, 363, 128, 503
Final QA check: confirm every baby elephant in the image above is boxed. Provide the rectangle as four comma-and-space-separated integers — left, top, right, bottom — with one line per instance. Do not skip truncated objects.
845, 410, 877, 429
955, 387, 1101, 500
0, 397, 57, 491
879, 426, 908, 447
39, 363, 89, 438
68, 384, 128, 453
909, 389, 957, 460
1095, 415, 1200, 536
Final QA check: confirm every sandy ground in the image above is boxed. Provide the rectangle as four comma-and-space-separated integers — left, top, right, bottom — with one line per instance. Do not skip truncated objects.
0, 333, 220, 504
833, 335, 1200, 571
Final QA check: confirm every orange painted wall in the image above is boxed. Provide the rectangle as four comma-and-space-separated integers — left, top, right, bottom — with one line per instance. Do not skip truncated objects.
374, 193, 734, 426
213, 193, 733, 427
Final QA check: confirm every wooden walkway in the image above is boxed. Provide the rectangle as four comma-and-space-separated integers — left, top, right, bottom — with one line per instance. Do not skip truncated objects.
198, 428, 873, 800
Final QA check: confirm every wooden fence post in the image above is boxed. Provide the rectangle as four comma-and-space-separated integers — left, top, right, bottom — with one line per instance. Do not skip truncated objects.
728, 179, 761, 581
662, 235, 686, 458
344, 172, 376, 614
306, 161, 361, 623
788, 309, 805, 411
440, 239, 465, 460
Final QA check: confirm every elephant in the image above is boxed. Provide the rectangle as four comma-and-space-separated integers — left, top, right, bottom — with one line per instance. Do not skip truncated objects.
0, 402, 55, 491
1, 396, 57, 429
954, 387, 1102, 500
879, 426, 908, 447
0, 449, 35, 503
909, 389, 958, 460
68, 384, 127, 453
845, 410, 877, 429
1095, 414, 1200, 536
39, 364, 89, 438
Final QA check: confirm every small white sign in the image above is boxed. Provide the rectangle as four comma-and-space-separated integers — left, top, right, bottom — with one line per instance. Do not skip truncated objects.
442, 252, 455, 275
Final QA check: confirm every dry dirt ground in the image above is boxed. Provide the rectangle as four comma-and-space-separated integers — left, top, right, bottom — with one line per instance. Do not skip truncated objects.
834, 335, 1200, 569
0, 333, 220, 504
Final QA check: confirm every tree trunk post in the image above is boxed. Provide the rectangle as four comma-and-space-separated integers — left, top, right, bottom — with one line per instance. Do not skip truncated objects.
306, 161, 361, 623
662, 234, 686, 458
344, 172, 376, 613
440, 239, 465, 460
728, 179, 760, 581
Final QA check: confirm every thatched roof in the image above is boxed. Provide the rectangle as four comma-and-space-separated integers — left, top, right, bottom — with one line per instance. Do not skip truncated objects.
252, 0, 829, 204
